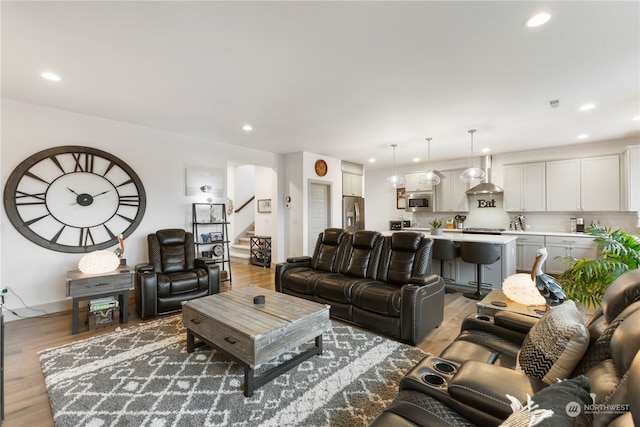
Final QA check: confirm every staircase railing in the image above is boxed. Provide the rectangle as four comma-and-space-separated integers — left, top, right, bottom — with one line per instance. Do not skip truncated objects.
234, 196, 255, 214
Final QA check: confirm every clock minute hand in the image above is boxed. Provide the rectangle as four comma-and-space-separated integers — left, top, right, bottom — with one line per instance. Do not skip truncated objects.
67, 187, 80, 195
92, 190, 111, 197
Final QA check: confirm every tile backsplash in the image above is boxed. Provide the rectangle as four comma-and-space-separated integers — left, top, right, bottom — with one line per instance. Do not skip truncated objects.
410, 193, 639, 234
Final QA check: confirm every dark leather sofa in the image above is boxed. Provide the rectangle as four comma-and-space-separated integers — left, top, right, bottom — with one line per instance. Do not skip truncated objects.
275, 228, 445, 345
370, 268, 640, 426
135, 228, 220, 319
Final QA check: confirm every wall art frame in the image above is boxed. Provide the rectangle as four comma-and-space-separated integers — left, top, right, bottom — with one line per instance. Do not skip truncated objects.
257, 199, 272, 213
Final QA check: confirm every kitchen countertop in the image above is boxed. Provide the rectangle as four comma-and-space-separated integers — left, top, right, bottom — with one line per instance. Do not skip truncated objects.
404, 227, 595, 239
389, 229, 517, 244
502, 231, 596, 238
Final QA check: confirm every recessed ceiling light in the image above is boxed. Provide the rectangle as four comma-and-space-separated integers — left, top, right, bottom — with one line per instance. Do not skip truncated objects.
526, 12, 551, 28
242, 124, 253, 131
481, 148, 490, 154
633, 116, 640, 121
369, 158, 376, 163
580, 104, 595, 111
577, 134, 589, 139
413, 157, 420, 162
41, 71, 61, 81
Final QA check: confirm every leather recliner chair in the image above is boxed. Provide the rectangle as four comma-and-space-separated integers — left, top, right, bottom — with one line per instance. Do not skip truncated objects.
368, 268, 640, 427
135, 228, 220, 319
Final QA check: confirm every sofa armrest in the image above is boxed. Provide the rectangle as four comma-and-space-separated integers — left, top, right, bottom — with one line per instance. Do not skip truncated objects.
135, 263, 154, 274
459, 313, 530, 346
195, 257, 216, 265
194, 260, 220, 294
494, 310, 539, 333
274, 257, 313, 292
135, 265, 158, 319
286, 256, 312, 263
408, 273, 443, 287
400, 275, 446, 344
448, 360, 546, 420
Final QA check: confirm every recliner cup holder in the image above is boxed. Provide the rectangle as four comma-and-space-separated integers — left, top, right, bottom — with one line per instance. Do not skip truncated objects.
422, 373, 446, 387
400, 354, 461, 394
433, 360, 457, 374
475, 314, 491, 321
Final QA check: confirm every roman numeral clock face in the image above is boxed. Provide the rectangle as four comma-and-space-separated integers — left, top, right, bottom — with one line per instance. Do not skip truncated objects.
4, 146, 147, 253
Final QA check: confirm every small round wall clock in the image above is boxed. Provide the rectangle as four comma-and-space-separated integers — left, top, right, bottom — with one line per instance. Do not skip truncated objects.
212, 244, 224, 257
315, 159, 328, 177
3, 146, 147, 253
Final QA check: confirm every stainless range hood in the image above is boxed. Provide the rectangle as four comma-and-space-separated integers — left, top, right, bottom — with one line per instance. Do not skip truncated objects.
466, 155, 503, 194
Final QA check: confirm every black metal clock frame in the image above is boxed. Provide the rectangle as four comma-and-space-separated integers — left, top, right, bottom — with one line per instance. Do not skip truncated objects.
3, 145, 147, 253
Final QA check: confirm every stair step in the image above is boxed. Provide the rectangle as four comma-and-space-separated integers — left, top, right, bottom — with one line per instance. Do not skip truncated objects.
230, 224, 255, 265
229, 251, 250, 264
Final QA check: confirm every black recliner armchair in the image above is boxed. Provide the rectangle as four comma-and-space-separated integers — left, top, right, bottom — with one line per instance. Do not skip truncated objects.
135, 228, 220, 319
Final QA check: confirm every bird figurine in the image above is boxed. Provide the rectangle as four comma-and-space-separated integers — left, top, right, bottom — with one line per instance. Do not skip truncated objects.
531, 247, 567, 308
114, 234, 125, 258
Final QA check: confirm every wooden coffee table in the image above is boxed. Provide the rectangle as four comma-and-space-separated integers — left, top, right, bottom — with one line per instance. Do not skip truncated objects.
182, 286, 331, 397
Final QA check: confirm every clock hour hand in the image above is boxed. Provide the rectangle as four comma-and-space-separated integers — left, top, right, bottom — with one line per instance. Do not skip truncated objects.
67, 187, 80, 195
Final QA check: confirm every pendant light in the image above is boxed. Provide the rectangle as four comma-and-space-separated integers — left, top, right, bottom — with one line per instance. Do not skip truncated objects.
385, 144, 405, 188
419, 137, 441, 186
459, 129, 486, 183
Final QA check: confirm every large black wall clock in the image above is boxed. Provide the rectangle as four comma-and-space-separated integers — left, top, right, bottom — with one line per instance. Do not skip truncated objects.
4, 146, 147, 253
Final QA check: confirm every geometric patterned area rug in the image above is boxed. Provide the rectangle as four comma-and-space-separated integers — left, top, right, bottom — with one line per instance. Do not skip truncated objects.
39, 316, 427, 427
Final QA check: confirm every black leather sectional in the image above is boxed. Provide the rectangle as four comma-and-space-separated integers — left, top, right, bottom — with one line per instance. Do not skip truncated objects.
275, 228, 445, 345
370, 268, 640, 427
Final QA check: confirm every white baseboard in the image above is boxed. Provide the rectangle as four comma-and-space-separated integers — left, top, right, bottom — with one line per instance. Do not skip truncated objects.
2, 299, 72, 322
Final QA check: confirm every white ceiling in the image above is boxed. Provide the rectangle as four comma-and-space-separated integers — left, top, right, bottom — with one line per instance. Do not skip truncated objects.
2, 1, 639, 170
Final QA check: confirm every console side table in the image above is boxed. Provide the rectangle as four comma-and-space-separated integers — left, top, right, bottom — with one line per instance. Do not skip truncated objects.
66, 266, 133, 334
476, 290, 545, 319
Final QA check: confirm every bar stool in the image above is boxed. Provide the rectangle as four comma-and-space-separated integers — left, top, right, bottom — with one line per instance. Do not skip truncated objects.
432, 239, 460, 294
459, 241, 500, 300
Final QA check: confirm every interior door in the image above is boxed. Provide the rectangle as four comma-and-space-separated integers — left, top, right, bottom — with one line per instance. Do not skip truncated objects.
309, 182, 330, 255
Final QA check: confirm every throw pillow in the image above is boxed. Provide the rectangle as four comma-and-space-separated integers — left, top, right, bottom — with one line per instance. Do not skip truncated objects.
517, 300, 589, 385
500, 376, 593, 427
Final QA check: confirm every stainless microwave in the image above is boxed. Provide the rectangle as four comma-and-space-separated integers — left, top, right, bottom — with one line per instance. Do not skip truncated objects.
405, 192, 433, 212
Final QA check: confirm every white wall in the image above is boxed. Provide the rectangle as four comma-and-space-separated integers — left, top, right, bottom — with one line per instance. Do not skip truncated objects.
365, 137, 640, 233
282, 151, 342, 257
0, 99, 284, 319
231, 164, 256, 242
254, 166, 277, 261
284, 152, 304, 257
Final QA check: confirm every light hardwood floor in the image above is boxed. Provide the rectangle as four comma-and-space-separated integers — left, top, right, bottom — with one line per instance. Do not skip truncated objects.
3, 263, 477, 427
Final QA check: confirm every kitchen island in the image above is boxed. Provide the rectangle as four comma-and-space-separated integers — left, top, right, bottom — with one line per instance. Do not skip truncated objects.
388, 228, 517, 290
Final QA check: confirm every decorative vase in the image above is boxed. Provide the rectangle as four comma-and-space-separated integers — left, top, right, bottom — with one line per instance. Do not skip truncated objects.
431, 228, 443, 236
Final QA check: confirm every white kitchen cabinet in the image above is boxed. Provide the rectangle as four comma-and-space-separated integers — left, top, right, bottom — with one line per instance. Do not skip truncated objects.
514, 234, 545, 271
503, 162, 546, 212
404, 172, 433, 192
580, 155, 620, 211
545, 235, 597, 275
622, 145, 639, 211
342, 172, 363, 197
546, 155, 620, 211
546, 159, 581, 211
435, 169, 471, 212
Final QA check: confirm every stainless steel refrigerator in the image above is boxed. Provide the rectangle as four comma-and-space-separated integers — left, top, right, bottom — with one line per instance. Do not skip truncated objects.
342, 196, 365, 231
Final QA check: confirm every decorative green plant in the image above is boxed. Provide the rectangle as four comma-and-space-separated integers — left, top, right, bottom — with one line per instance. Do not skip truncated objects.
557, 224, 640, 308
429, 218, 443, 229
